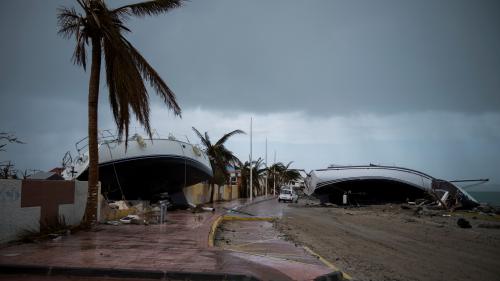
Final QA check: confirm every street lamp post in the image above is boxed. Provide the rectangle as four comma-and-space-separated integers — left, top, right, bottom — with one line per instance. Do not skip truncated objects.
273, 150, 276, 196
265, 138, 268, 197
249, 117, 253, 201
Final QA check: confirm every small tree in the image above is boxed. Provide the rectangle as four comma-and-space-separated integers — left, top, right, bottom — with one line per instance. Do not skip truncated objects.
268, 161, 301, 191
0, 132, 25, 179
0, 132, 24, 152
192, 128, 244, 202
240, 158, 267, 198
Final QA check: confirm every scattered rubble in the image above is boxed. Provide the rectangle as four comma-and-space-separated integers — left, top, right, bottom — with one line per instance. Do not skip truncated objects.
119, 215, 140, 224
457, 218, 472, 228
102, 199, 169, 225
223, 207, 254, 216
108, 200, 129, 210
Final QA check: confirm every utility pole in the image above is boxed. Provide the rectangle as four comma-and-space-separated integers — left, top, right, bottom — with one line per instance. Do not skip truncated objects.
250, 117, 253, 201
273, 150, 276, 196
265, 138, 268, 197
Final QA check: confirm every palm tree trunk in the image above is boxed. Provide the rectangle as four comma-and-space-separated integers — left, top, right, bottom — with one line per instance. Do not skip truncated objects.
83, 37, 101, 227
210, 182, 215, 203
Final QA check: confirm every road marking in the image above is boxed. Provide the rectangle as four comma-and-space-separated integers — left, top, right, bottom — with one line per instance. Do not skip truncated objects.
303, 246, 353, 280
223, 215, 276, 221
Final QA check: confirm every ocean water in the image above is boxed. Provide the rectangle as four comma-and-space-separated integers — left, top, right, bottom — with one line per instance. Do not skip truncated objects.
458, 184, 500, 206
467, 191, 500, 206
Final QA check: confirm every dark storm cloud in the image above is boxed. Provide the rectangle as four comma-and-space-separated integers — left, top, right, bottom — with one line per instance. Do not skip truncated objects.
126, 0, 500, 114
1, 0, 500, 180
2, 0, 499, 116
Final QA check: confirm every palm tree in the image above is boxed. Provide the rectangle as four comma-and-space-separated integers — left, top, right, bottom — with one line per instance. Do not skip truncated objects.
268, 161, 301, 191
192, 128, 244, 203
240, 158, 267, 198
58, 0, 183, 226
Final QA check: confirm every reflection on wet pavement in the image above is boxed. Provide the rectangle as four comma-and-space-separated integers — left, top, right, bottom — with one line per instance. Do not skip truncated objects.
0, 197, 332, 281
215, 199, 333, 280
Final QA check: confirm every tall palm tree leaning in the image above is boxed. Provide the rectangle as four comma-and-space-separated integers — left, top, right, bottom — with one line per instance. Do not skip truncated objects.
58, 0, 183, 227
192, 128, 244, 203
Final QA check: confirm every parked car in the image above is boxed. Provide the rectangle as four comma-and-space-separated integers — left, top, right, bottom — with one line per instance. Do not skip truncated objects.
278, 188, 298, 203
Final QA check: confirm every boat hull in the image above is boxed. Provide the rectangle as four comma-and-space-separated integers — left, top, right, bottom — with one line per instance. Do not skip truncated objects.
305, 165, 479, 207
64, 138, 213, 204
77, 155, 212, 200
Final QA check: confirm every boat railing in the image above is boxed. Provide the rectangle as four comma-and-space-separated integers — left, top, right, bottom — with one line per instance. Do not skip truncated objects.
61, 151, 73, 169
75, 130, 118, 155
67, 130, 208, 168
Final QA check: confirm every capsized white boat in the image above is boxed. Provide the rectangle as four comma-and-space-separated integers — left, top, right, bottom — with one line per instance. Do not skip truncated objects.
62, 132, 212, 205
305, 165, 479, 208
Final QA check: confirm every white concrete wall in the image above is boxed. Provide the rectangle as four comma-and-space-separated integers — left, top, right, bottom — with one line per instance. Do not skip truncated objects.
0, 179, 39, 243
0, 179, 93, 244
58, 181, 90, 226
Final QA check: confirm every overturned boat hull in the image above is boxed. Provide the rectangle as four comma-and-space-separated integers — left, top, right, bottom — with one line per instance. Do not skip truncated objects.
305, 165, 479, 208
63, 137, 212, 205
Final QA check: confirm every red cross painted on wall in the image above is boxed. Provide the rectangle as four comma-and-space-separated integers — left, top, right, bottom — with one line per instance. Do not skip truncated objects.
21, 180, 75, 228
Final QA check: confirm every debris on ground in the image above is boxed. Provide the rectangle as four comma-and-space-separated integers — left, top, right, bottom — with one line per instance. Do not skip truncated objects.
130, 218, 145, 225
474, 204, 500, 215
108, 200, 129, 210
457, 218, 472, 228
303, 202, 338, 208
189, 204, 215, 213
101, 198, 170, 225
223, 207, 254, 216
119, 215, 140, 224
278, 200, 500, 281
416, 206, 443, 217
477, 223, 500, 229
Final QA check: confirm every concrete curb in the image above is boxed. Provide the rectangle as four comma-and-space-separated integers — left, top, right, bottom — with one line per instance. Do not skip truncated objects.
0, 264, 260, 281
303, 246, 352, 280
208, 215, 225, 247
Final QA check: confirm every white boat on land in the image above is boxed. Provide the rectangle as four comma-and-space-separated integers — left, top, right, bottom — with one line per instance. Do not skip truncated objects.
305, 165, 479, 208
62, 131, 212, 206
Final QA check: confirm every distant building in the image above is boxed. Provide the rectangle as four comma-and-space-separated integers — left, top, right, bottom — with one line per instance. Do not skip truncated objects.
29, 171, 64, 180
49, 167, 65, 176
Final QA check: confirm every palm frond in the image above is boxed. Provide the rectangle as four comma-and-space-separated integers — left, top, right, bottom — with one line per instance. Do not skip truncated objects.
215, 129, 245, 146
120, 42, 181, 115
102, 26, 152, 142
57, 7, 82, 38
58, 6, 88, 69
192, 127, 211, 149
73, 32, 87, 70
113, 0, 183, 18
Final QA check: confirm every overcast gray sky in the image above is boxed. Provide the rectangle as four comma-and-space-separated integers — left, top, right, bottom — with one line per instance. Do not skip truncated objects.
1, 0, 499, 186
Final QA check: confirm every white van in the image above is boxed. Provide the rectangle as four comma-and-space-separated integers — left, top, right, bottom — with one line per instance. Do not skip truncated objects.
278, 187, 298, 203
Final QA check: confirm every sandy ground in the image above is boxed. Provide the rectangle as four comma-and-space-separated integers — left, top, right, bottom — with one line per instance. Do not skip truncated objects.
275, 200, 500, 281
